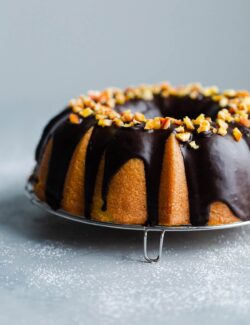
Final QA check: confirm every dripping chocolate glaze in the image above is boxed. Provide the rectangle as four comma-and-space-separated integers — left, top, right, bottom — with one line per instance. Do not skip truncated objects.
30, 107, 71, 184
101, 126, 171, 226
35, 107, 70, 162
45, 116, 95, 209
181, 128, 250, 225
84, 126, 117, 218
36, 95, 250, 225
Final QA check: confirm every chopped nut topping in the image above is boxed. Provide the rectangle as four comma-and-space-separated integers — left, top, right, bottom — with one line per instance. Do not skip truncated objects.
98, 119, 113, 127
236, 90, 249, 97
113, 118, 124, 127
170, 118, 183, 126
71, 106, 83, 114
82, 97, 95, 109
176, 132, 191, 142
134, 112, 146, 123
145, 119, 154, 130
224, 89, 236, 97
79, 108, 94, 118
69, 113, 81, 124
108, 111, 120, 120
197, 120, 210, 133
67, 82, 250, 141
203, 86, 219, 97
141, 87, 153, 100
232, 127, 242, 141
183, 116, 195, 130
239, 117, 250, 127
152, 118, 162, 129
121, 110, 134, 122
123, 122, 134, 128
160, 118, 171, 129
217, 127, 227, 136
219, 97, 229, 107
95, 114, 108, 120
115, 93, 126, 105
88, 90, 101, 101
189, 141, 199, 149
124, 88, 135, 100
175, 126, 185, 133
190, 90, 199, 99
217, 119, 229, 130
217, 109, 233, 122
212, 95, 222, 102
193, 114, 205, 125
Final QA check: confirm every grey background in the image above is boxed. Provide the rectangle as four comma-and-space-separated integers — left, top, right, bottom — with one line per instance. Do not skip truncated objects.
1, 0, 250, 324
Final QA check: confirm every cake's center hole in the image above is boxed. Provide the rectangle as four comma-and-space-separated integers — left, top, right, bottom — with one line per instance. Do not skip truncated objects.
115, 95, 220, 120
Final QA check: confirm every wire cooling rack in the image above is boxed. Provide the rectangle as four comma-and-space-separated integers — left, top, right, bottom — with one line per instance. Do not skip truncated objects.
25, 182, 250, 263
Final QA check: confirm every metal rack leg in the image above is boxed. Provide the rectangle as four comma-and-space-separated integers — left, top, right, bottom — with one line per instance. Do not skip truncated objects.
143, 230, 166, 263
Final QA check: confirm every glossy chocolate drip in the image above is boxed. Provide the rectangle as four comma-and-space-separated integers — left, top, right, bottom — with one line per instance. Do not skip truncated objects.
30, 108, 70, 184
116, 99, 162, 119
116, 95, 220, 121
84, 125, 118, 218
45, 116, 95, 209
101, 127, 171, 225
236, 123, 250, 148
157, 95, 220, 120
181, 128, 250, 225
35, 107, 70, 162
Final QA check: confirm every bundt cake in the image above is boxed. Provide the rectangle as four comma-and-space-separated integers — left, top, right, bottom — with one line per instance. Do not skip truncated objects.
30, 82, 250, 226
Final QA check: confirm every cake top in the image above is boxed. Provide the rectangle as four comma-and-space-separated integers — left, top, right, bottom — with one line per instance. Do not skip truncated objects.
67, 82, 250, 147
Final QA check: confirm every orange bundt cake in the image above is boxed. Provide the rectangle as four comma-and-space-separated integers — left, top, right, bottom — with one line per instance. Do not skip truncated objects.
30, 82, 250, 226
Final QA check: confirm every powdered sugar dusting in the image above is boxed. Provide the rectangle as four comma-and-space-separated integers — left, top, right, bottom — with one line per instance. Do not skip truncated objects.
1, 222, 250, 324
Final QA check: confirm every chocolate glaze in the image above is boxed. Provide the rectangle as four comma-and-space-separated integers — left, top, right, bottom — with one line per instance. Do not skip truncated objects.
30, 108, 70, 184
101, 126, 171, 225
116, 98, 162, 118
45, 116, 95, 209
35, 107, 70, 162
181, 128, 250, 225
157, 95, 221, 120
34, 96, 250, 225
84, 126, 117, 218
116, 95, 219, 120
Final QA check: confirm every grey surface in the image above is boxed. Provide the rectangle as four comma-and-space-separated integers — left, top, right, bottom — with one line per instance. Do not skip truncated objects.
1, 0, 250, 324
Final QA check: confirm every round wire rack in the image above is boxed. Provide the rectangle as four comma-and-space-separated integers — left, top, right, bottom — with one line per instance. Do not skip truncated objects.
25, 182, 250, 263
